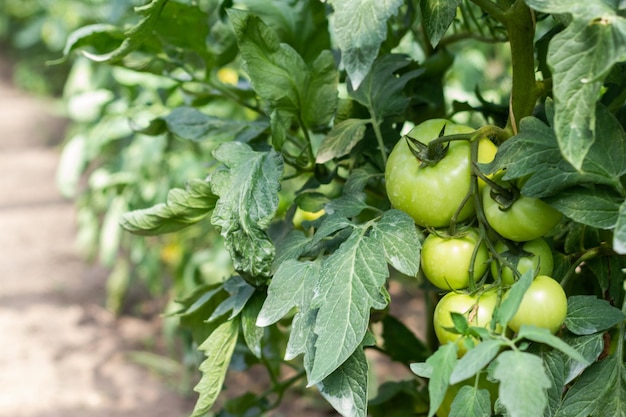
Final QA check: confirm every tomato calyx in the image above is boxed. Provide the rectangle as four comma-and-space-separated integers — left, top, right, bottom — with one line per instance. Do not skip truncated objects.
405, 124, 450, 167
488, 181, 520, 211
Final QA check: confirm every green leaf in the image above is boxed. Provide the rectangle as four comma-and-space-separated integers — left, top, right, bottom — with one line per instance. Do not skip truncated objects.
493, 351, 551, 417
381, 315, 430, 364
614, 199, 626, 254
421, 0, 463, 48
517, 325, 590, 365
209, 276, 256, 321
560, 333, 604, 384
307, 229, 389, 385
495, 270, 534, 328
424, 344, 458, 417
228, 9, 338, 129
371, 209, 422, 277
348, 54, 423, 122
546, 12, 626, 169
272, 230, 311, 271
545, 187, 622, 229
541, 351, 566, 417
450, 340, 504, 384
328, 0, 404, 90
256, 259, 320, 367
325, 193, 369, 218
209, 142, 283, 284
241, 291, 265, 358
555, 353, 626, 417
48, 23, 124, 65
190, 318, 240, 417
317, 347, 369, 417
449, 385, 491, 417
564, 295, 626, 335
524, 0, 616, 16
162, 107, 269, 143
120, 179, 218, 235
316, 119, 368, 164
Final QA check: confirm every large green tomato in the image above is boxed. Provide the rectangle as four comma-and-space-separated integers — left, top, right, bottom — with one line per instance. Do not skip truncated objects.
421, 228, 489, 290
507, 275, 567, 334
490, 238, 554, 286
482, 183, 562, 242
433, 290, 499, 356
385, 119, 475, 228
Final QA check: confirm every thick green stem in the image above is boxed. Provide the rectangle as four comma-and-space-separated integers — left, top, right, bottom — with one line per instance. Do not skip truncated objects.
502, 1, 538, 134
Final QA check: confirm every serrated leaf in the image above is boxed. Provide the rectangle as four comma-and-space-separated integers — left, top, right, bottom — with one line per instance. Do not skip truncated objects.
348, 54, 423, 121
450, 340, 504, 384
162, 107, 269, 143
310, 215, 355, 246
541, 351, 566, 417
555, 353, 626, 417
316, 119, 368, 164
272, 230, 311, 271
381, 315, 430, 364
307, 230, 389, 385
241, 291, 265, 358
328, 0, 404, 90
324, 193, 369, 218
425, 344, 458, 417
546, 12, 626, 169
209, 142, 283, 284
493, 351, 551, 417
517, 325, 590, 365
317, 347, 369, 417
228, 9, 337, 129
190, 318, 239, 417
449, 385, 491, 417
421, 0, 463, 47
209, 276, 255, 321
120, 179, 217, 235
524, 0, 617, 22
371, 209, 421, 276
560, 333, 604, 384
614, 199, 626, 253
545, 187, 622, 229
564, 295, 626, 335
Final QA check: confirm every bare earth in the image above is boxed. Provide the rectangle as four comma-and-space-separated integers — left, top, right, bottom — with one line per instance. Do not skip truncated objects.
0, 60, 194, 417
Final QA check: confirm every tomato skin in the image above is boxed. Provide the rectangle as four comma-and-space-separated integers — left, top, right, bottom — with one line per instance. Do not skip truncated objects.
385, 119, 475, 228
433, 290, 499, 356
421, 228, 489, 290
507, 275, 567, 334
482, 184, 562, 242
490, 238, 554, 286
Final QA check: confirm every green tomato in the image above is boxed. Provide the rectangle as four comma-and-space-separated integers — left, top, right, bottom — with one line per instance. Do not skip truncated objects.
421, 228, 489, 290
433, 289, 499, 357
507, 275, 567, 334
385, 119, 475, 228
482, 183, 562, 242
490, 238, 554, 286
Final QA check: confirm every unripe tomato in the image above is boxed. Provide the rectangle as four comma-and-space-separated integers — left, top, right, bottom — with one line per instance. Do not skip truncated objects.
482, 183, 562, 242
507, 275, 567, 334
433, 290, 499, 356
385, 119, 475, 228
477, 138, 497, 191
490, 238, 554, 286
421, 228, 489, 290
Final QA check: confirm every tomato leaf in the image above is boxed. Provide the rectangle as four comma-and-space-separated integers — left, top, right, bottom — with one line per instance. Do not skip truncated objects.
348, 54, 423, 122
381, 315, 430, 364
190, 318, 240, 417
449, 385, 491, 417
544, 187, 622, 229
564, 295, 626, 335
525, 0, 626, 169
120, 179, 217, 235
328, 0, 404, 90
209, 142, 283, 284
541, 351, 566, 417
613, 199, 626, 254
228, 9, 338, 130
415, 343, 458, 417
209, 276, 256, 321
307, 229, 389, 385
516, 325, 589, 365
494, 270, 534, 328
560, 333, 604, 385
421, 0, 463, 48
370, 209, 422, 277
317, 347, 369, 417
241, 291, 265, 358
450, 340, 504, 385
493, 350, 551, 417
316, 118, 368, 164
554, 353, 626, 417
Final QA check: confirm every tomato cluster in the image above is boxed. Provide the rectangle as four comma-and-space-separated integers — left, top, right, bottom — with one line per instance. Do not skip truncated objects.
385, 119, 568, 356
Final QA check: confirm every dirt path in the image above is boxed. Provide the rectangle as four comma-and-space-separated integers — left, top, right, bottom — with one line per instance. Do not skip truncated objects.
0, 61, 193, 417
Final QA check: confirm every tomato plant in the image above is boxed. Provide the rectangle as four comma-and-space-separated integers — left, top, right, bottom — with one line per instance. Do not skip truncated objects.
490, 238, 554, 285
421, 228, 489, 290
34, 0, 626, 416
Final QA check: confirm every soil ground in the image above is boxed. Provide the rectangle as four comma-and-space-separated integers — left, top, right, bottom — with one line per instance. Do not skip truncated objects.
0, 59, 195, 417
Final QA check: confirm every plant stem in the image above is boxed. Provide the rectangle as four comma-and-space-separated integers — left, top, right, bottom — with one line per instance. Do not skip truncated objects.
470, 0, 507, 23
370, 116, 388, 167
